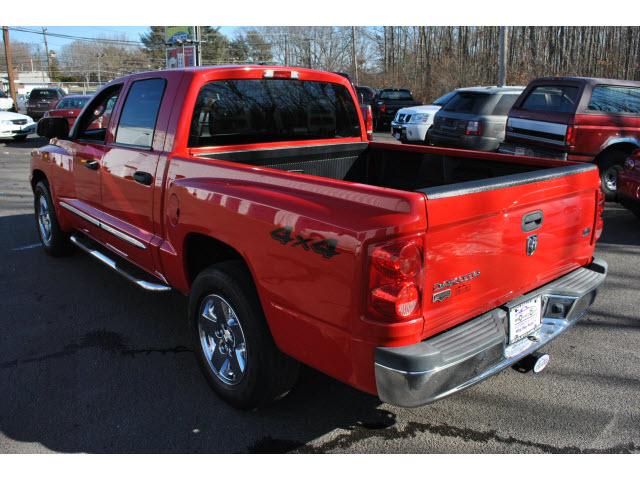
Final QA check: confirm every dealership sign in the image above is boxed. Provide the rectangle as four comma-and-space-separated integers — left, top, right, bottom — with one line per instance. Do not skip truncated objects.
165, 26, 195, 44
166, 46, 196, 68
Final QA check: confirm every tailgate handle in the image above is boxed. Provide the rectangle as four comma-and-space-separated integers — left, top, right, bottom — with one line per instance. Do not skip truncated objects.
522, 210, 543, 232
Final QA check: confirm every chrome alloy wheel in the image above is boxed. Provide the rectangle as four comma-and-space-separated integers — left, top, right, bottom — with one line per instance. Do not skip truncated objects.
604, 167, 618, 192
37, 194, 53, 245
198, 294, 248, 385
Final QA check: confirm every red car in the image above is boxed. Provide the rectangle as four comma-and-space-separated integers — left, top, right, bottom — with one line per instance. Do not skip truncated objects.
500, 76, 640, 200
33, 66, 606, 409
44, 94, 91, 129
619, 151, 640, 218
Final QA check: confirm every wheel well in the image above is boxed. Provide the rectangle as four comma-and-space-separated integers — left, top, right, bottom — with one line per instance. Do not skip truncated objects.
184, 233, 246, 285
596, 143, 638, 165
31, 169, 48, 191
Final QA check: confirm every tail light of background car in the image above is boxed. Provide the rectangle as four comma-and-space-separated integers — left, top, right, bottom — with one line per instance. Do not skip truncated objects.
368, 237, 424, 322
594, 187, 605, 242
465, 120, 482, 136
565, 125, 576, 147
362, 105, 373, 140
379, 104, 387, 113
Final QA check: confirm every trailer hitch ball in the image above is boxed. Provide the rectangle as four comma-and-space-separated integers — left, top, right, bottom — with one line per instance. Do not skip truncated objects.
512, 352, 550, 374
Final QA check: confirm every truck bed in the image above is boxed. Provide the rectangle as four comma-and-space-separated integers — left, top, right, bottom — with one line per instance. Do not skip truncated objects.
196, 141, 592, 197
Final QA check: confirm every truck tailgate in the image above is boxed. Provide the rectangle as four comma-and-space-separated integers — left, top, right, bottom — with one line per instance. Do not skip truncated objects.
419, 163, 600, 339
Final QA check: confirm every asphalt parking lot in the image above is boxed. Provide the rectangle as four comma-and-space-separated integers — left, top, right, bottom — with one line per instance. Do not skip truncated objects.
1, 134, 639, 453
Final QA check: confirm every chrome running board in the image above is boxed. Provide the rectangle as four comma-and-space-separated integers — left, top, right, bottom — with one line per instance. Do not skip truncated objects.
70, 235, 171, 292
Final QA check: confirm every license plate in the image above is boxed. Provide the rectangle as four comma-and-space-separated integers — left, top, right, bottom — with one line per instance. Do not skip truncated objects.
508, 296, 542, 344
515, 146, 527, 156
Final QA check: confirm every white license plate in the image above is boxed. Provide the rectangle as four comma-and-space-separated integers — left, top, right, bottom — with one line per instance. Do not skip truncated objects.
508, 296, 542, 344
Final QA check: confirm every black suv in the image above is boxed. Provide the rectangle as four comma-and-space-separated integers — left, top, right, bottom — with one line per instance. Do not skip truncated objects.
27, 87, 66, 120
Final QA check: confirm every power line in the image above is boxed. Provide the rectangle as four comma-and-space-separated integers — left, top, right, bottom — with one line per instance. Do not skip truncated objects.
8, 27, 145, 46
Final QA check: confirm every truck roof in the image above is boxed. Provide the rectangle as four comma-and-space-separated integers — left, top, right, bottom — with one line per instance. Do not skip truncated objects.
531, 76, 640, 87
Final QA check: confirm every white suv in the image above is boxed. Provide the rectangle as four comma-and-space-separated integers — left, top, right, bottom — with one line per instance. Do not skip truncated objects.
391, 90, 457, 143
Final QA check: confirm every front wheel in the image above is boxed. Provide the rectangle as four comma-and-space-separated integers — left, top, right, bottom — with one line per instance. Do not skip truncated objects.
13, 134, 27, 142
189, 261, 299, 410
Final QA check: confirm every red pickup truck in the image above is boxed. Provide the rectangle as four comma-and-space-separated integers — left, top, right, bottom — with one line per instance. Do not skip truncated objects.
32, 66, 607, 409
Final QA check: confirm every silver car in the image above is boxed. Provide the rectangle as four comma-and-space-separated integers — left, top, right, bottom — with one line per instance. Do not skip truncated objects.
428, 86, 524, 151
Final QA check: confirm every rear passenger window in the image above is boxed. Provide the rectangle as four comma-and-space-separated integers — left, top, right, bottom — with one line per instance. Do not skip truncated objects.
115, 78, 166, 148
442, 93, 490, 114
491, 94, 519, 115
521, 85, 579, 113
588, 86, 640, 114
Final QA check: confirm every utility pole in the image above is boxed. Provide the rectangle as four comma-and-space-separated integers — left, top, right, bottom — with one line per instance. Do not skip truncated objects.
96, 52, 104, 84
2, 27, 18, 109
42, 27, 51, 80
284, 33, 289, 66
351, 26, 359, 85
498, 26, 508, 87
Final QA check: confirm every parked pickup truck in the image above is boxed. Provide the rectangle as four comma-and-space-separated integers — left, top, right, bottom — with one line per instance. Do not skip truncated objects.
499, 76, 640, 200
373, 88, 421, 131
33, 66, 607, 409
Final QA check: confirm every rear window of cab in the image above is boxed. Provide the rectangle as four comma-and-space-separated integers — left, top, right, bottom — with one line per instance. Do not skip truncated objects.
189, 79, 361, 147
520, 85, 580, 113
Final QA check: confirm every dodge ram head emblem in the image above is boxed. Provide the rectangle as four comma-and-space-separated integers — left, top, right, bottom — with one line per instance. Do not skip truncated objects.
526, 234, 538, 256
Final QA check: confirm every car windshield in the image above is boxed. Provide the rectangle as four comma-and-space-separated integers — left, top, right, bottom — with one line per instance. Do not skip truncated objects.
189, 79, 361, 147
432, 91, 457, 106
30, 90, 58, 100
56, 97, 89, 109
442, 92, 492, 114
379, 90, 413, 100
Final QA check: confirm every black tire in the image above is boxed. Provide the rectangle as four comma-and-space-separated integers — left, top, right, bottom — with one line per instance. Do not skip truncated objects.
34, 181, 73, 256
598, 150, 627, 201
13, 135, 27, 142
189, 261, 299, 410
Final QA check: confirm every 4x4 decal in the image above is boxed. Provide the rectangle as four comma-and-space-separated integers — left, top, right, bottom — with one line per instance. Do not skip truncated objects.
270, 227, 339, 259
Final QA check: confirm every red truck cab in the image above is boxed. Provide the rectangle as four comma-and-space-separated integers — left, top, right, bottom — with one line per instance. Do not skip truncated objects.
500, 76, 640, 199
32, 66, 607, 409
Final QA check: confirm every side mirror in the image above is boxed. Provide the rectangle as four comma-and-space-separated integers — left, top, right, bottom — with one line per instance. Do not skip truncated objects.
37, 117, 69, 140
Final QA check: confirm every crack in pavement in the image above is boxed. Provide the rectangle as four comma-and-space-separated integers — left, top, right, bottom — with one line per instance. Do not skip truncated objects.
0, 329, 193, 369
251, 421, 640, 454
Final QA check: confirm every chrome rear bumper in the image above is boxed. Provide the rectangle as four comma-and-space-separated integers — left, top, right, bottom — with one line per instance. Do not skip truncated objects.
374, 258, 607, 407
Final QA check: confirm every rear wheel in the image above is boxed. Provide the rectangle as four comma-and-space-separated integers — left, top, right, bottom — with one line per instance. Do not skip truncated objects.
34, 181, 73, 256
13, 135, 27, 142
598, 150, 628, 201
189, 261, 299, 409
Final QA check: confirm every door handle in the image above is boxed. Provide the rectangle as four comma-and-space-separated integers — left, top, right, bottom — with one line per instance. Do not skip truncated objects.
522, 210, 543, 232
133, 171, 153, 186
82, 159, 100, 171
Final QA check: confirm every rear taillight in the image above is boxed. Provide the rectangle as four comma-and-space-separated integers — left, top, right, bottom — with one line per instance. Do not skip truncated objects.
465, 120, 482, 136
594, 188, 605, 242
565, 125, 576, 147
368, 238, 423, 321
379, 104, 386, 113
364, 105, 373, 141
